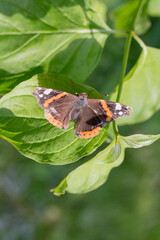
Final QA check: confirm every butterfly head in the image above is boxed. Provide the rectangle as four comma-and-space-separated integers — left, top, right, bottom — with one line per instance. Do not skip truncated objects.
76, 93, 88, 108
78, 92, 88, 98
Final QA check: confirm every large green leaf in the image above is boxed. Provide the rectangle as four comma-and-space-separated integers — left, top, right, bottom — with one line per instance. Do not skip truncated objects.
53, 139, 125, 195
111, 46, 160, 125
0, 0, 110, 94
114, 0, 151, 35
53, 133, 160, 195
0, 73, 109, 165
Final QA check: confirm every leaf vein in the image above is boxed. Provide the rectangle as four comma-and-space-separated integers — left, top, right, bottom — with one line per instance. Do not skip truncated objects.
0, 34, 40, 60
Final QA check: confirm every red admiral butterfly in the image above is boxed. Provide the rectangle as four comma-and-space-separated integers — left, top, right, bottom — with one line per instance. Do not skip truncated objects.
32, 88, 132, 138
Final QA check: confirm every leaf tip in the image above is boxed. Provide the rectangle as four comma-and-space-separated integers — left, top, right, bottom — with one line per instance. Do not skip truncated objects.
50, 178, 68, 196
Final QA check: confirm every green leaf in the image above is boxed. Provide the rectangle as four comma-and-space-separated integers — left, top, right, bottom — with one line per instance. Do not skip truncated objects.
53, 139, 125, 195
89, 0, 108, 22
0, 0, 110, 94
53, 131, 160, 195
148, 0, 160, 17
114, 0, 151, 35
37, 73, 103, 98
0, 73, 109, 165
111, 46, 160, 125
121, 134, 160, 148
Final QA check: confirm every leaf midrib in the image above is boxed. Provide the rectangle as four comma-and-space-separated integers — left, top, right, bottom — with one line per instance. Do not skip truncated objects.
0, 29, 109, 35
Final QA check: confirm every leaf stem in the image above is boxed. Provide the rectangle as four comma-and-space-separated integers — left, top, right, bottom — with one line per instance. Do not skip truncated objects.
112, 0, 144, 137
132, 32, 147, 52
131, 0, 146, 29
112, 31, 132, 137
116, 31, 132, 103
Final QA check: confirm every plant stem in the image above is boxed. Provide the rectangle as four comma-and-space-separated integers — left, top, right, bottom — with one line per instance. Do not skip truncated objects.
113, 31, 132, 137
112, 32, 132, 137
116, 31, 132, 103
132, 0, 146, 29
132, 32, 147, 52
112, 0, 144, 137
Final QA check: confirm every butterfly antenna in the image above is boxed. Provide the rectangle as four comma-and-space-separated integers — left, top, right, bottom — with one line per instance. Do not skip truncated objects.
70, 79, 79, 96
87, 89, 95, 98
102, 94, 109, 97
88, 89, 109, 98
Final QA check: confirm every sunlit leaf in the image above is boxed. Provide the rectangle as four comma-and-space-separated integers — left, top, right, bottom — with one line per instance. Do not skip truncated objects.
53, 139, 125, 195
90, 0, 108, 22
148, 0, 160, 17
53, 132, 160, 195
0, 0, 110, 94
0, 73, 109, 164
111, 46, 160, 125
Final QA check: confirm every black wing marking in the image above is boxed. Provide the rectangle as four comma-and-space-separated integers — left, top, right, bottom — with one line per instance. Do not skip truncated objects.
88, 99, 132, 122
104, 101, 132, 120
75, 106, 106, 138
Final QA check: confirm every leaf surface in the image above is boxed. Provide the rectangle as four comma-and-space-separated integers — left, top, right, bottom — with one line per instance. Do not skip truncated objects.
54, 139, 125, 195
53, 133, 160, 195
121, 134, 160, 148
0, 0, 110, 94
0, 73, 109, 164
111, 46, 160, 125
114, 0, 151, 35
148, 0, 160, 17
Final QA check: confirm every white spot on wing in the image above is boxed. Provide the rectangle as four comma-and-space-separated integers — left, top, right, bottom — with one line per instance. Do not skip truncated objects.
115, 103, 122, 110
39, 94, 43, 98
118, 111, 123, 115
44, 89, 52, 95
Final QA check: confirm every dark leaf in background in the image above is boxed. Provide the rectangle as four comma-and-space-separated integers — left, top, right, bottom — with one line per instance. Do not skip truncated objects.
114, 0, 151, 35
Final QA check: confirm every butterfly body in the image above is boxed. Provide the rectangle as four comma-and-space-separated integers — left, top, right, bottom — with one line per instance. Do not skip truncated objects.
32, 88, 132, 138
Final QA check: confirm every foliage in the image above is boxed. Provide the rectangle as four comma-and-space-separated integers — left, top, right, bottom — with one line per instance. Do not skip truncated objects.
0, 0, 160, 195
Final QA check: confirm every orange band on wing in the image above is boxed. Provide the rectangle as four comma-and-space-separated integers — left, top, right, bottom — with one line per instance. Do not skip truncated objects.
43, 92, 67, 108
78, 127, 101, 139
106, 116, 112, 122
99, 100, 113, 118
45, 113, 63, 129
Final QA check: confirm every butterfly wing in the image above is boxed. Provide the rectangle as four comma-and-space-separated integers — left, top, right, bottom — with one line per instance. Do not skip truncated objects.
75, 106, 106, 138
75, 99, 132, 138
97, 100, 132, 121
32, 88, 77, 130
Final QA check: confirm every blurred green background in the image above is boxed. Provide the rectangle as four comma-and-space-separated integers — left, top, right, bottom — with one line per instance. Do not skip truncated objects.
0, 1, 160, 239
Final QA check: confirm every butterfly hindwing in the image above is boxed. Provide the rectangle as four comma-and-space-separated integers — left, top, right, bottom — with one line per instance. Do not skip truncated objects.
75, 106, 104, 138
74, 99, 132, 138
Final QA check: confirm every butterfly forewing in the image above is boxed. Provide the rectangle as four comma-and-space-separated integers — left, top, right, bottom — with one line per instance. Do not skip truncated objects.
32, 88, 77, 130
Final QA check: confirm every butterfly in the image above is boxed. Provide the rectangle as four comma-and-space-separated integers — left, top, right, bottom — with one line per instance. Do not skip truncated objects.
32, 88, 132, 138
